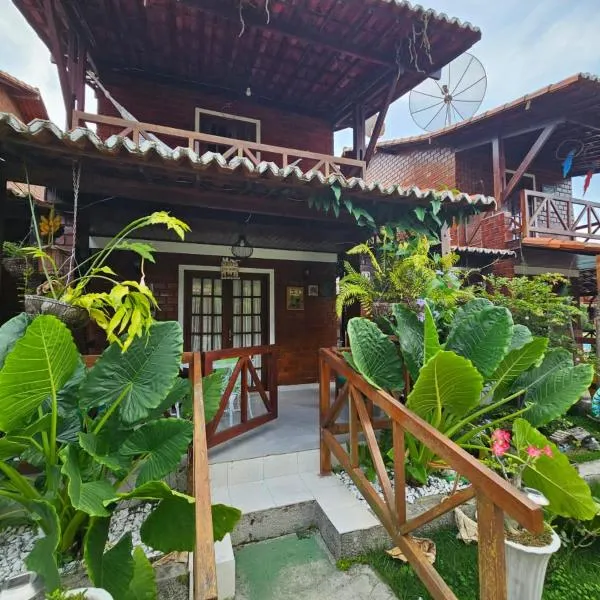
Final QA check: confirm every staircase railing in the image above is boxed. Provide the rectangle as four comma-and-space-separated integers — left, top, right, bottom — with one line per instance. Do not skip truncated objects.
319, 348, 544, 600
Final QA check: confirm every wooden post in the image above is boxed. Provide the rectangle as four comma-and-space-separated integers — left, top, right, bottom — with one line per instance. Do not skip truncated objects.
520, 189, 529, 238
191, 352, 218, 600
492, 136, 505, 206
349, 385, 359, 469
319, 353, 332, 475
393, 422, 406, 524
352, 104, 366, 161
477, 494, 507, 600
440, 222, 451, 256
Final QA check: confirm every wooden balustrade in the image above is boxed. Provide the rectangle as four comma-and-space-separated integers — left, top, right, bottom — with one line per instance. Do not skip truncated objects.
84, 352, 218, 599
319, 348, 544, 600
72, 110, 366, 178
203, 344, 278, 448
519, 189, 600, 242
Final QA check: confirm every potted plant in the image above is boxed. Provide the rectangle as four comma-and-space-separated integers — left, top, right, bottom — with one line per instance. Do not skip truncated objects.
2, 241, 31, 278
24, 211, 190, 350
0, 314, 239, 597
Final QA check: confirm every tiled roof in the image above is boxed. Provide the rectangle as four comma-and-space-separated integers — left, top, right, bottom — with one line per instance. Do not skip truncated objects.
378, 72, 600, 151
452, 246, 516, 258
0, 71, 49, 122
0, 113, 496, 210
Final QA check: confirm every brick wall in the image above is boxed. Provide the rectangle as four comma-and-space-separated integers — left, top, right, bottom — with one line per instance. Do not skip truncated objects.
97, 72, 333, 156
367, 146, 456, 188
0, 89, 21, 119
98, 252, 337, 385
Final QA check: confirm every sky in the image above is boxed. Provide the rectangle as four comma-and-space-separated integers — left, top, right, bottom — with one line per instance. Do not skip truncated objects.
1, 0, 600, 197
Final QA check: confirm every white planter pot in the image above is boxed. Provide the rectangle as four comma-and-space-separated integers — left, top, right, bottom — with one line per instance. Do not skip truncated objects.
66, 589, 114, 600
505, 531, 560, 600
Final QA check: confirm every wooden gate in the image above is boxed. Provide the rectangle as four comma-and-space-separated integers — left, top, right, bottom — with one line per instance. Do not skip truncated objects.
319, 348, 543, 600
203, 345, 278, 448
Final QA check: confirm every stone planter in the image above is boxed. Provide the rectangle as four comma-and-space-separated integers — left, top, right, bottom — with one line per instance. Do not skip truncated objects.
2, 257, 30, 278
24, 295, 89, 330
505, 530, 560, 600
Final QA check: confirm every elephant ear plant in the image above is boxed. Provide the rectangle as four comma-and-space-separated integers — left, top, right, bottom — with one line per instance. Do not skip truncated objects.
344, 299, 596, 519
0, 314, 240, 599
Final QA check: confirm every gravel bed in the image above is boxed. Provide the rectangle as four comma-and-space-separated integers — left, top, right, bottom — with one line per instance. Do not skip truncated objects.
336, 470, 469, 506
0, 502, 160, 584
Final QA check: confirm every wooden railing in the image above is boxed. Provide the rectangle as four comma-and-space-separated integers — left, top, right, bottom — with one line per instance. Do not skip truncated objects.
319, 348, 544, 600
84, 352, 218, 599
72, 110, 366, 178
203, 345, 278, 448
519, 189, 600, 242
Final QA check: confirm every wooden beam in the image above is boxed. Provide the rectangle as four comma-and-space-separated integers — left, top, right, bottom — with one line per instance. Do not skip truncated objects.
567, 118, 600, 135
352, 104, 366, 162
503, 123, 558, 204
492, 136, 505, 204
180, 0, 398, 68
596, 254, 600, 376
44, 0, 73, 126
364, 72, 402, 165
477, 494, 507, 600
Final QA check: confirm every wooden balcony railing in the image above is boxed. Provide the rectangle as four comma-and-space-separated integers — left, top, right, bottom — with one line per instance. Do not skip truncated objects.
519, 189, 600, 242
203, 345, 278, 448
319, 348, 544, 600
72, 110, 366, 179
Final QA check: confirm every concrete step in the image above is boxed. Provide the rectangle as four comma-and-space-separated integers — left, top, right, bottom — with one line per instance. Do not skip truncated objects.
209, 450, 389, 563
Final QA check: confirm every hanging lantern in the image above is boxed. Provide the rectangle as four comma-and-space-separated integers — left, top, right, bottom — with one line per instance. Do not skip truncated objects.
231, 234, 253, 259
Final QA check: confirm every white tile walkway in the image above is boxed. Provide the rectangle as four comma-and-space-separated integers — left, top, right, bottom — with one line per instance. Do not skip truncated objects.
210, 449, 379, 534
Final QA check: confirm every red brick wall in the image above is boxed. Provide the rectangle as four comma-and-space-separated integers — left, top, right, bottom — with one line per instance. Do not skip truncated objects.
97, 72, 333, 155
103, 252, 337, 385
0, 89, 21, 119
367, 146, 456, 188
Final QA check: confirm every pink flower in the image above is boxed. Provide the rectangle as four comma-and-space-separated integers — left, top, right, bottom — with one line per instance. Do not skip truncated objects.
542, 445, 553, 458
492, 440, 509, 456
526, 446, 542, 458
491, 429, 511, 444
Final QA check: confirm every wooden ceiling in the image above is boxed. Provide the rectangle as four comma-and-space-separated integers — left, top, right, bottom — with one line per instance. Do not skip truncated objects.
14, 0, 481, 127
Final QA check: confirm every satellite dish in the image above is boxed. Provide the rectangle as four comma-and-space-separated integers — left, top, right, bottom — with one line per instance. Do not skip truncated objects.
366, 113, 385, 138
409, 52, 487, 132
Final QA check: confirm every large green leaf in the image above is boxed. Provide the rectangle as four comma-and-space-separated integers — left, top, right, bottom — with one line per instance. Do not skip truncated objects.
56, 359, 85, 444
203, 370, 227, 422
79, 430, 131, 473
392, 304, 423, 381
446, 306, 513, 378
407, 351, 483, 426
24, 500, 60, 592
512, 348, 573, 392
347, 318, 404, 391
150, 377, 191, 419
0, 313, 30, 370
85, 517, 135, 599
513, 419, 596, 520
120, 419, 193, 486
81, 321, 183, 424
141, 495, 195, 552
0, 315, 79, 432
61, 446, 115, 517
524, 362, 594, 427
510, 324, 533, 351
125, 546, 157, 600
423, 303, 441, 364
490, 337, 548, 401
452, 298, 493, 329
0, 438, 27, 460
212, 503, 242, 542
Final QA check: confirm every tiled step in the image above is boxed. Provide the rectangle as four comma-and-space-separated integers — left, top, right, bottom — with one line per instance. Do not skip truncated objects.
210, 450, 389, 560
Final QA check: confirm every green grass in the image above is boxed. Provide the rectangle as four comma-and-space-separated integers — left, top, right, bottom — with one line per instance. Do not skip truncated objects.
339, 528, 600, 600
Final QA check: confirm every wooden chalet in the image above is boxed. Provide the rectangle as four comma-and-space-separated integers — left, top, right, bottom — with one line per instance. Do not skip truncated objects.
0, 0, 493, 443
371, 73, 600, 324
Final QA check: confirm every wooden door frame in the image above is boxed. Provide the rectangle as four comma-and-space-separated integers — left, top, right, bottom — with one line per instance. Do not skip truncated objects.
178, 265, 275, 345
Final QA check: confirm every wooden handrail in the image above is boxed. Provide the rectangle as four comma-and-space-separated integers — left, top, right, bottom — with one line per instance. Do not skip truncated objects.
85, 352, 218, 599
319, 347, 544, 600
72, 110, 366, 178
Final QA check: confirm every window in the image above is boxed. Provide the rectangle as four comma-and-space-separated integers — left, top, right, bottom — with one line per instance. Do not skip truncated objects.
194, 108, 260, 154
